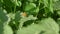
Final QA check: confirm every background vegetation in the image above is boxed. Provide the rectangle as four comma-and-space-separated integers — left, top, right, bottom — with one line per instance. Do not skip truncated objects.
0, 0, 60, 34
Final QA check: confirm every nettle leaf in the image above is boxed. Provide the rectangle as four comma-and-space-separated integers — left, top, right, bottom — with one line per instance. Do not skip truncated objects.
0, 8, 13, 34
17, 17, 59, 34
22, 15, 37, 27
0, 8, 11, 34
24, 3, 36, 11
17, 24, 43, 34
53, 1, 60, 10
39, 17, 59, 34
0, 8, 8, 22
8, 13, 15, 19
3, 24, 13, 34
19, 15, 37, 28
57, 18, 60, 31
27, 15, 37, 20
57, 18, 60, 25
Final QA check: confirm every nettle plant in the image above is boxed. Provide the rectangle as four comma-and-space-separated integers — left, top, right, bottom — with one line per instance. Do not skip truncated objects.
0, 0, 60, 34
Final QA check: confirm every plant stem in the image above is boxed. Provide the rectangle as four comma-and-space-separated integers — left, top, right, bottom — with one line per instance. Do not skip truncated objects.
14, 0, 17, 13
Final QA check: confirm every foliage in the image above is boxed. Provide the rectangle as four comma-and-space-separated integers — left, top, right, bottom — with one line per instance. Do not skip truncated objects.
0, 0, 60, 34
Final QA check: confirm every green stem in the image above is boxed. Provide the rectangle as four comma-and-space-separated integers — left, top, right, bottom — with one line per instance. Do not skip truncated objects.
14, 0, 17, 13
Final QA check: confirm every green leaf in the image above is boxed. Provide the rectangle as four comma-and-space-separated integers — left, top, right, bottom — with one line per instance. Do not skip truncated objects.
17, 24, 43, 34
19, 15, 37, 28
57, 18, 60, 32
24, 3, 36, 11
39, 17, 59, 34
57, 18, 60, 25
17, 17, 59, 34
14, 11, 21, 22
0, 8, 7, 34
7, 13, 15, 19
25, 6, 39, 16
53, 1, 60, 10
0, 8, 8, 22
44, 0, 53, 13
0, 8, 13, 34
16, 1, 21, 7
29, 6, 39, 16
3, 24, 13, 34
43, 0, 48, 7
57, 11, 60, 16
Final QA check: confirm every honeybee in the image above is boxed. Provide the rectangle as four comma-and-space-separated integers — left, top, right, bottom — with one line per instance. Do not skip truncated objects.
21, 12, 27, 17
